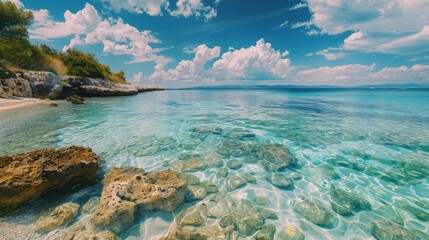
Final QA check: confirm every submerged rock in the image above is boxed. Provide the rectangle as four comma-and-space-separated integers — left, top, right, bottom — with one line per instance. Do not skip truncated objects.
173, 158, 208, 172
253, 196, 271, 206
248, 144, 298, 171
265, 173, 294, 189
217, 168, 229, 178
135, 145, 159, 156
176, 204, 208, 227
64, 222, 116, 240
226, 160, 243, 170
192, 126, 223, 135
207, 198, 234, 218
316, 164, 340, 180
66, 95, 85, 104
241, 173, 257, 183
91, 167, 188, 233
217, 140, 253, 158
186, 185, 208, 201
395, 200, 429, 222
293, 200, 336, 227
160, 225, 223, 240
35, 203, 81, 233
330, 188, 371, 215
0, 146, 101, 215
226, 176, 247, 191
204, 153, 224, 167
82, 197, 101, 214
210, 191, 229, 202
255, 224, 276, 240
278, 226, 305, 240
370, 220, 426, 240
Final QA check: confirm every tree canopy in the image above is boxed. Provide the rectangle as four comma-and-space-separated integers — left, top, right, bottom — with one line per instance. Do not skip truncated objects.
0, 1, 33, 40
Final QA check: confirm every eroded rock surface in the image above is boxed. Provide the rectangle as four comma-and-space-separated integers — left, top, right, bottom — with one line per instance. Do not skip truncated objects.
293, 200, 336, 227
370, 220, 427, 240
0, 146, 101, 215
91, 167, 188, 233
35, 203, 81, 233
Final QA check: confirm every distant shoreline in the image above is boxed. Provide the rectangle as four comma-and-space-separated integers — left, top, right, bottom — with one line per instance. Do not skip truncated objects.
0, 98, 45, 111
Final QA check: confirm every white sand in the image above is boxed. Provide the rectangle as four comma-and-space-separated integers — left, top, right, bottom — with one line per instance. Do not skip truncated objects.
0, 98, 45, 111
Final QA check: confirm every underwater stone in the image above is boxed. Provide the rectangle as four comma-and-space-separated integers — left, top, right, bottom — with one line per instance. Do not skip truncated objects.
226, 176, 247, 191
175, 158, 208, 172
331, 201, 353, 215
330, 188, 372, 213
327, 155, 366, 172
176, 204, 208, 227
265, 173, 294, 189
254, 224, 276, 240
207, 198, 234, 218
257, 208, 278, 220
395, 201, 429, 222
179, 173, 200, 185
253, 196, 271, 206
161, 225, 222, 240
248, 144, 297, 171
210, 191, 228, 202
82, 197, 101, 213
226, 160, 243, 170
192, 126, 223, 135
35, 202, 81, 233
186, 185, 208, 201
370, 220, 425, 240
217, 168, 229, 177
236, 207, 265, 236
199, 180, 218, 193
241, 173, 257, 183
220, 214, 237, 229
182, 140, 200, 150
293, 200, 336, 227
178, 153, 202, 161
316, 164, 340, 180
204, 153, 224, 167
287, 171, 303, 180
135, 145, 158, 156
64, 222, 116, 240
278, 226, 305, 240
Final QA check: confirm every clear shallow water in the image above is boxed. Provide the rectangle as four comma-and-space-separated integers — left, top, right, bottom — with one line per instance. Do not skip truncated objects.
0, 89, 429, 239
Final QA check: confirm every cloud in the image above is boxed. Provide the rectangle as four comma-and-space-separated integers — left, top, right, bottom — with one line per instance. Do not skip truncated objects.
30, 4, 169, 64
150, 44, 221, 81
272, 20, 289, 31
290, 2, 307, 11
307, 48, 346, 60
101, 0, 217, 20
133, 72, 145, 83
306, 0, 429, 55
295, 64, 429, 85
150, 39, 293, 82
30, 3, 101, 39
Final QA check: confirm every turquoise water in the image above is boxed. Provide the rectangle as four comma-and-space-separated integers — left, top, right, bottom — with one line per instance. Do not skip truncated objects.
0, 90, 429, 239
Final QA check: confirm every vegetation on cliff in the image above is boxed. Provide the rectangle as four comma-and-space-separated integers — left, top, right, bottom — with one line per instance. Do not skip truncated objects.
0, 1, 126, 83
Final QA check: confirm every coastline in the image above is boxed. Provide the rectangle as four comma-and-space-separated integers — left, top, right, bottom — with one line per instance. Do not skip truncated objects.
0, 98, 45, 111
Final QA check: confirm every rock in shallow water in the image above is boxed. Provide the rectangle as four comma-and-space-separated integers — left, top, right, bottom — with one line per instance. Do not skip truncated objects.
64, 221, 116, 240
330, 188, 371, 215
176, 204, 208, 227
204, 153, 224, 167
255, 224, 276, 240
226, 160, 243, 170
293, 200, 336, 227
247, 144, 298, 171
0, 146, 101, 215
278, 225, 305, 240
253, 196, 271, 206
226, 176, 247, 191
35, 203, 81, 233
370, 220, 427, 240
265, 173, 294, 189
91, 167, 188, 233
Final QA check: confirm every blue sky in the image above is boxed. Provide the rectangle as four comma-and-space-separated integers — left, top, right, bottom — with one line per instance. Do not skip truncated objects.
7, 0, 429, 87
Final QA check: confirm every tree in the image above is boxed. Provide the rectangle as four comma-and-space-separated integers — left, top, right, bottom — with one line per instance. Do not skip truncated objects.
0, 1, 33, 40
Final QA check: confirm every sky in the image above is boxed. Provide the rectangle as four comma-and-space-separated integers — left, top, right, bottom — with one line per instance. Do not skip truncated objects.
6, 0, 429, 87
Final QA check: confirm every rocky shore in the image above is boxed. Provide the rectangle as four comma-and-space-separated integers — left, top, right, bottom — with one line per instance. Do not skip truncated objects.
0, 71, 164, 100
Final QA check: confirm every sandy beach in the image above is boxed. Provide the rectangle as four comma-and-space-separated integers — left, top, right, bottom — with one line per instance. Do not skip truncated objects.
0, 98, 44, 111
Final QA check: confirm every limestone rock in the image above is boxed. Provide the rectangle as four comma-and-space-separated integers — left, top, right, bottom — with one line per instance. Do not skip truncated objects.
176, 204, 208, 227
186, 185, 208, 201
161, 225, 222, 240
0, 146, 100, 215
330, 188, 371, 215
265, 173, 294, 189
64, 222, 116, 240
179, 173, 200, 185
248, 144, 297, 171
67, 95, 85, 104
207, 198, 234, 218
91, 167, 188, 233
82, 197, 101, 213
241, 173, 257, 183
35, 203, 81, 233
253, 196, 271, 206
175, 158, 208, 172
293, 200, 336, 227
210, 191, 228, 202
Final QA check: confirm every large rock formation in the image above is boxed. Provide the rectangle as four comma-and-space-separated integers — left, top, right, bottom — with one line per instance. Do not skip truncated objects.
0, 71, 164, 99
91, 167, 189, 233
0, 146, 101, 215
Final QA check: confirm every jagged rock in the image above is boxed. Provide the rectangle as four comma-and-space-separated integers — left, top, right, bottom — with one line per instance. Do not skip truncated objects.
278, 226, 305, 240
370, 220, 426, 240
35, 203, 81, 233
265, 173, 294, 189
82, 197, 101, 213
48, 103, 58, 107
255, 224, 276, 240
293, 200, 336, 227
67, 95, 85, 105
0, 146, 100, 215
179, 173, 200, 185
253, 196, 271, 206
330, 188, 371, 215
226, 160, 243, 170
175, 204, 208, 227
226, 176, 247, 191
204, 153, 224, 167
91, 167, 188, 233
